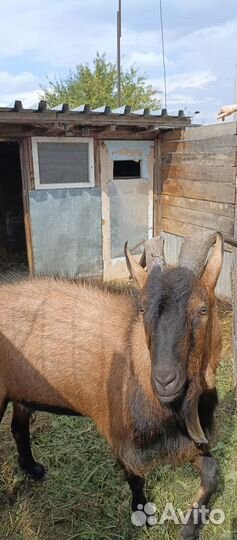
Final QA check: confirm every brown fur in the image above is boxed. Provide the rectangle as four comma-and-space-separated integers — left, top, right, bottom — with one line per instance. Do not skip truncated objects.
0, 269, 222, 475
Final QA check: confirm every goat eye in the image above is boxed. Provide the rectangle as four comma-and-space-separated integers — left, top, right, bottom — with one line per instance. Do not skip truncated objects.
199, 306, 208, 316
139, 306, 145, 314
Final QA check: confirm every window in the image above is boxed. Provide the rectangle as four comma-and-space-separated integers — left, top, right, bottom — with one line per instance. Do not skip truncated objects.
32, 137, 95, 189
113, 160, 141, 179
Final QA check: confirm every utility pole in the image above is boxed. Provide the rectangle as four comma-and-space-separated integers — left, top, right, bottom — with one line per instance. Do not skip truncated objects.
117, 0, 122, 106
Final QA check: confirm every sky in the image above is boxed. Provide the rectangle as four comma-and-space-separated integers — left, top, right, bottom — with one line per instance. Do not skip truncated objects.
0, 0, 236, 124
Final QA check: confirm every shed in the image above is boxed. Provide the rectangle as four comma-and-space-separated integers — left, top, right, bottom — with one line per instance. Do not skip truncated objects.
0, 101, 190, 281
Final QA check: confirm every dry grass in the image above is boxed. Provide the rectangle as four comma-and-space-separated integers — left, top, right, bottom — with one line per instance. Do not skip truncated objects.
0, 307, 236, 540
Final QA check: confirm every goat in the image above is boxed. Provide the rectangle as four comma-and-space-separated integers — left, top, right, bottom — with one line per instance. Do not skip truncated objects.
0, 230, 223, 539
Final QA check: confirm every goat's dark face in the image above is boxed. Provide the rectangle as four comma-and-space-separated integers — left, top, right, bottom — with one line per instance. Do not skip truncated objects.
125, 232, 223, 444
142, 266, 210, 403
125, 231, 223, 408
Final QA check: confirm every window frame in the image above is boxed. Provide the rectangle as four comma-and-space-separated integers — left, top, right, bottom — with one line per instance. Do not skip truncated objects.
31, 136, 95, 189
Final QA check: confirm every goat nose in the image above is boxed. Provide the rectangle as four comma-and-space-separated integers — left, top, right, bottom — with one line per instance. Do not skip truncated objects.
155, 368, 177, 389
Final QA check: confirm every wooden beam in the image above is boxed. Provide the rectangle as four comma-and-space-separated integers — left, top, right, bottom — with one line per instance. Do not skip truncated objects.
96, 130, 155, 140
94, 139, 101, 187
153, 137, 162, 235
0, 111, 191, 129
19, 139, 34, 273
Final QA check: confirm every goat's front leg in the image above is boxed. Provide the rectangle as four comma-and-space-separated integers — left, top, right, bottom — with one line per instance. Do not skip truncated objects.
11, 403, 45, 479
124, 468, 147, 512
178, 453, 219, 540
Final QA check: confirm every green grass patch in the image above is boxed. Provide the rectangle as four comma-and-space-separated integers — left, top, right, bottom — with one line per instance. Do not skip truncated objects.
0, 310, 236, 540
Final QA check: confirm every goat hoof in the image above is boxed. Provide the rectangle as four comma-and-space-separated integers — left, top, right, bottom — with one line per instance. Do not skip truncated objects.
30, 462, 46, 480
20, 460, 46, 480
178, 524, 199, 540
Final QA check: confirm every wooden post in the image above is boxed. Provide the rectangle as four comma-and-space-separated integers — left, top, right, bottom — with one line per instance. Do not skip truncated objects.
20, 138, 34, 274
153, 136, 162, 235
232, 145, 237, 386
232, 47, 237, 387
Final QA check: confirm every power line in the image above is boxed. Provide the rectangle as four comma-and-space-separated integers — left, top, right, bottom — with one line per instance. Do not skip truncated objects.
159, 0, 167, 109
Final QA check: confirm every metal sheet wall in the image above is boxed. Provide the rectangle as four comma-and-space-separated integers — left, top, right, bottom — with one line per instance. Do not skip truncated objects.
29, 187, 102, 277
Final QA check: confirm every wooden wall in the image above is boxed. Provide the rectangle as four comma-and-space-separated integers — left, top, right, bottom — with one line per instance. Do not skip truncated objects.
160, 123, 236, 238
158, 122, 237, 300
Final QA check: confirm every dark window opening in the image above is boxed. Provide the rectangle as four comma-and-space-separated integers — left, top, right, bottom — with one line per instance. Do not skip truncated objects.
113, 160, 141, 179
0, 142, 28, 276
37, 142, 89, 185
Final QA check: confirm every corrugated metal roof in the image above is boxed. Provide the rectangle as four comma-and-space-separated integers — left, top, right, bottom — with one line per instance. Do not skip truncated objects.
0, 100, 193, 134
0, 100, 189, 119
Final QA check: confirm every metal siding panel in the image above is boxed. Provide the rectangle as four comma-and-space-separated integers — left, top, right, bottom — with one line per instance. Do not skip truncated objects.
29, 188, 102, 277
109, 179, 149, 258
105, 141, 153, 261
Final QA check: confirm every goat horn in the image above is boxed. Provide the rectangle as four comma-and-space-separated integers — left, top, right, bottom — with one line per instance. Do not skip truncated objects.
185, 395, 208, 445
178, 230, 219, 277
143, 235, 167, 273
124, 242, 148, 289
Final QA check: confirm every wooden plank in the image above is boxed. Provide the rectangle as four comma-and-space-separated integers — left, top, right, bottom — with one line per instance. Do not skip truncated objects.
161, 138, 236, 155
161, 151, 234, 167
162, 177, 235, 204
153, 137, 162, 235
162, 194, 235, 218
94, 139, 101, 187
96, 130, 155, 140
162, 204, 234, 235
162, 218, 213, 237
161, 162, 234, 183
0, 111, 191, 128
161, 123, 236, 142
162, 218, 232, 250
19, 139, 34, 273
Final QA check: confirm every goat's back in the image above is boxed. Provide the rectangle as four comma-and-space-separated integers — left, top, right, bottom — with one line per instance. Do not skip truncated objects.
0, 278, 140, 439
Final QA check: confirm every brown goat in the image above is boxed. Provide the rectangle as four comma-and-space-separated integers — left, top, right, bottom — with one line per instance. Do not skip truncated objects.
0, 231, 223, 539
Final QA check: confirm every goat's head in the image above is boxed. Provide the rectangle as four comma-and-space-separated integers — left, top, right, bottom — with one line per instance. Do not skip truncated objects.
125, 231, 223, 445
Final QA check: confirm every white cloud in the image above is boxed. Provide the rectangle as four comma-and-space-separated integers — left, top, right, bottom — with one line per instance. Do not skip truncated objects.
152, 71, 216, 94
0, 2, 235, 126
166, 94, 213, 106
0, 72, 40, 106
124, 51, 175, 73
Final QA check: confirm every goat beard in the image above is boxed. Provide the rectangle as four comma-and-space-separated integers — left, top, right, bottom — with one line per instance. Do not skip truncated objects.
180, 385, 208, 446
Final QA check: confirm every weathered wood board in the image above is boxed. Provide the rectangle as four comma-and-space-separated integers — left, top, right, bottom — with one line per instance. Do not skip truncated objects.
159, 123, 236, 244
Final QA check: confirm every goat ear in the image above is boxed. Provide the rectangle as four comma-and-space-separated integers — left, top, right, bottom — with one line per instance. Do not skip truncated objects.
124, 242, 148, 289
184, 394, 208, 445
201, 232, 224, 290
